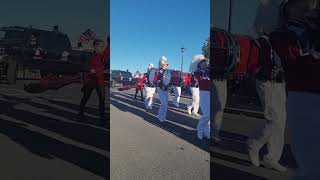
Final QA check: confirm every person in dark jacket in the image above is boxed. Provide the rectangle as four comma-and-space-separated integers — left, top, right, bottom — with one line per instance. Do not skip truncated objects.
79, 39, 108, 121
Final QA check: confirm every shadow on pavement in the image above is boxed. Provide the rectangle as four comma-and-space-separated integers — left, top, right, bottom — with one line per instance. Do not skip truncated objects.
211, 162, 268, 180
0, 93, 109, 178
116, 91, 195, 115
0, 119, 108, 178
112, 91, 200, 129
110, 93, 210, 152
211, 128, 297, 179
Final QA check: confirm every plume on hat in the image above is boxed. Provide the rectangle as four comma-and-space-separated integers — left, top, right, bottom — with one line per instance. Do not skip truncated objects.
158, 56, 168, 67
189, 54, 207, 73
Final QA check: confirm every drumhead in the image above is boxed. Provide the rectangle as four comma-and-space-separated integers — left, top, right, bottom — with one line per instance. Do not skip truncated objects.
162, 69, 171, 86
148, 68, 157, 86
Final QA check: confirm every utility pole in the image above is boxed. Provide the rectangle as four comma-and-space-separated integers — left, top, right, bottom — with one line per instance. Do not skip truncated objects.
228, 0, 233, 32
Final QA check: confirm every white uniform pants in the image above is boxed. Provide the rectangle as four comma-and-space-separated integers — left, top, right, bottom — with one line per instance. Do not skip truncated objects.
212, 79, 228, 138
197, 90, 210, 137
288, 92, 320, 180
157, 87, 168, 122
187, 87, 200, 114
144, 86, 156, 109
249, 80, 287, 163
173, 86, 181, 106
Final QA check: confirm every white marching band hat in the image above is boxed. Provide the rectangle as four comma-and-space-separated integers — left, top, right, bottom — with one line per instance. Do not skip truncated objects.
189, 54, 208, 73
158, 56, 168, 67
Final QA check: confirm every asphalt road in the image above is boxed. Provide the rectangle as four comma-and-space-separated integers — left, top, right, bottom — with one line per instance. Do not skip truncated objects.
0, 81, 109, 180
110, 88, 210, 180
0, 80, 297, 180
110, 88, 297, 180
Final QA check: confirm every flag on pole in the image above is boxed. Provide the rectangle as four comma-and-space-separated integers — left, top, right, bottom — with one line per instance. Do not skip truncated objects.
79, 29, 97, 42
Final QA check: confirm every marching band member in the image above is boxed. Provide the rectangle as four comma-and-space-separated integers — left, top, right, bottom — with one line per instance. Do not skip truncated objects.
193, 54, 211, 140
156, 56, 169, 122
172, 69, 182, 107
264, 7, 320, 178
134, 74, 145, 100
211, 26, 287, 170
247, 0, 319, 173
247, 34, 288, 172
187, 56, 200, 116
144, 63, 156, 110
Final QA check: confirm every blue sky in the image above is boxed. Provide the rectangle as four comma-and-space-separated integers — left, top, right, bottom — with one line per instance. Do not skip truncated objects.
0, 0, 108, 47
110, 0, 210, 73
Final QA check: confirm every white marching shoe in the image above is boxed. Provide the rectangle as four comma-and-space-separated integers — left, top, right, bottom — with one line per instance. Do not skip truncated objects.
248, 148, 260, 167
262, 158, 287, 172
158, 118, 166, 123
187, 107, 192, 115
197, 131, 203, 140
193, 112, 200, 117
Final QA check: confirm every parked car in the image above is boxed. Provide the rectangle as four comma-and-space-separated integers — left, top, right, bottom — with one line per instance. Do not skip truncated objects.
110, 70, 136, 88
0, 26, 92, 84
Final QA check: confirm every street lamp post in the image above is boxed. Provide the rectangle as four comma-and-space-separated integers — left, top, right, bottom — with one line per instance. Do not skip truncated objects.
228, 0, 233, 33
181, 47, 185, 72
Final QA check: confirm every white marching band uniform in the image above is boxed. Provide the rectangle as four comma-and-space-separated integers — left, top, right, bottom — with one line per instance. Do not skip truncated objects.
187, 87, 200, 116
187, 58, 200, 116
248, 80, 287, 172
192, 54, 211, 140
187, 56, 200, 116
198, 90, 210, 140
212, 79, 227, 141
144, 63, 156, 110
172, 86, 181, 107
156, 56, 169, 122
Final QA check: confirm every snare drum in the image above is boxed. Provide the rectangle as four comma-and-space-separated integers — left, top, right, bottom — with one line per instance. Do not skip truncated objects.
168, 70, 184, 86
161, 69, 172, 86
148, 68, 158, 86
160, 69, 184, 87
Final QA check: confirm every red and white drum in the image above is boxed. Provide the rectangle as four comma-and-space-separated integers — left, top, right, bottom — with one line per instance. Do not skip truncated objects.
211, 27, 261, 77
161, 69, 185, 87
183, 72, 199, 87
149, 68, 185, 87
211, 27, 240, 76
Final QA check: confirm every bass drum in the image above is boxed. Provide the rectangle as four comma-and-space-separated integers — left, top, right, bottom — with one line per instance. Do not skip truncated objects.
211, 27, 240, 77
169, 70, 183, 86
162, 69, 172, 87
148, 68, 158, 86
